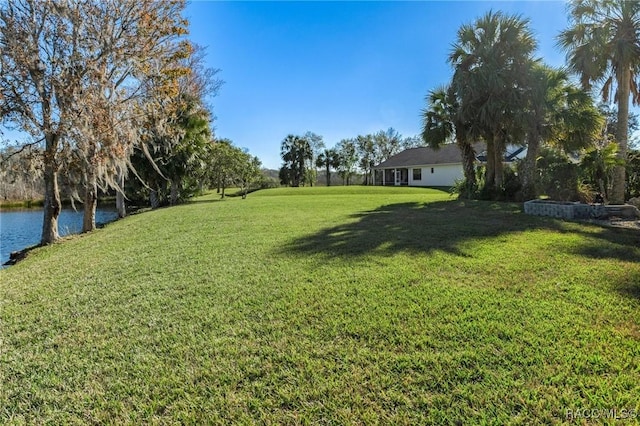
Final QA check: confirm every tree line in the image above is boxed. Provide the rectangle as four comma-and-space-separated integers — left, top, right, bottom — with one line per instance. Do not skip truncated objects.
422, 3, 640, 203
279, 128, 421, 187
0, 0, 262, 246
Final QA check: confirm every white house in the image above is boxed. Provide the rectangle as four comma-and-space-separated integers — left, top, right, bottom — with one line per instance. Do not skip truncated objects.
372, 143, 525, 187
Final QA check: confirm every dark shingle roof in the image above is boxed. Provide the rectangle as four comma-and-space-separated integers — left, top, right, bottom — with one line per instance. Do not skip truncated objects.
374, 142, 485, 169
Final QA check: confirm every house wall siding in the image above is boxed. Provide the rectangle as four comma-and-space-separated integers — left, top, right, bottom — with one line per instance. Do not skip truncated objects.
408, 164, 463, 187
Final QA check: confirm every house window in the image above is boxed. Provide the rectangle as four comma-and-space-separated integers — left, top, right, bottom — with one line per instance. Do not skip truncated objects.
413, 168, 422, 181
431, 167, 434, 174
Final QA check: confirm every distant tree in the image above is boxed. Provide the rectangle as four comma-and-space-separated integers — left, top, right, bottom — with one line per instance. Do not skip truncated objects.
233, 152, 262, 198
559, 0, 640, 203
401, 135, 424, 150
316, 148, 340, 186
335, 138, 358, 185
209, 139, 240, 199
303, 131, 324, 186
356, 134, 376, 185
279, 134, 312, 187
374, 128, 404, 161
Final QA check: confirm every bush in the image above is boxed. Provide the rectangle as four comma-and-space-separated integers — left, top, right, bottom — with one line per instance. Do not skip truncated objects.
474, 165, 521, 201
259, 176, 280, 189
537, 148, 580, 201
627, 149, 640, 199
543, 162, 579, 201
501, 166, 522, 201
450, 178, 476, 199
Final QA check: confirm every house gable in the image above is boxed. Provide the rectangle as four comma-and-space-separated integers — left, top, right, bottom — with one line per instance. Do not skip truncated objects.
373, 142, 485, 169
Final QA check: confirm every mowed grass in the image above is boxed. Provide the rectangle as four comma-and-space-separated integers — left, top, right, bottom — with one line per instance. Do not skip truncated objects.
1, 186, 639, 424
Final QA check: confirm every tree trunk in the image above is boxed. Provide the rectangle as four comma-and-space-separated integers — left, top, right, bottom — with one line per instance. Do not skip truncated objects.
521, 132, 540, 201
611, 65, 630, 204
150, 189, 160, 209
457, 132, 477, 198
170, 176, 180, 205
494, 138, 504, 191
41, 158, 61, 244
82, 169, 97, 233
485, 137, 496, 190
41, 133, 61, 245
326, 164, 331, 186
116, 171, 126, 218
159, 180, 168, 205
598, 178, 607, 201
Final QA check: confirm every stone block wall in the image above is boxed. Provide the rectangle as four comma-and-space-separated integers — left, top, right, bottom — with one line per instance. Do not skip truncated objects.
523, 200, 608, 220
524, 200, 577, 219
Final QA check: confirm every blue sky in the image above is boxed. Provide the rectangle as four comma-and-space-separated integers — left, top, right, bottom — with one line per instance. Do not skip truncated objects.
186, 1, 570, 169
0, 1, 585, 169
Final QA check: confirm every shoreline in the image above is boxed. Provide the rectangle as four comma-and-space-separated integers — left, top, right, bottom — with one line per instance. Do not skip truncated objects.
0, 197, 117, 211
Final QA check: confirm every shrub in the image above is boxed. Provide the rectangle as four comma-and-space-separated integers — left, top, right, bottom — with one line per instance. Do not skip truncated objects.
536, 148, 580, 201
627, 149, 640, 199
501, 166, 522, 201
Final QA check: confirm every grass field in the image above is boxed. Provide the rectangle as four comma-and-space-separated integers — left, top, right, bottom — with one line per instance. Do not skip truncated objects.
1, 186, 639, 424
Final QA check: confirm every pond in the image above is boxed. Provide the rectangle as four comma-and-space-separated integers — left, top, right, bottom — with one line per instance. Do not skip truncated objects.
0, 208, 119, 267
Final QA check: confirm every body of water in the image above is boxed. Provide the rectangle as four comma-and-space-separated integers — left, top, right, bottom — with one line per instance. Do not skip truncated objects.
0, 208, 119, 267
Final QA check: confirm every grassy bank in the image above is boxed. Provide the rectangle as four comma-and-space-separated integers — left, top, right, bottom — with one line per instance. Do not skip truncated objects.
1, 186, 639, 423
0, 199, 44, 209
0, 197, 116, 210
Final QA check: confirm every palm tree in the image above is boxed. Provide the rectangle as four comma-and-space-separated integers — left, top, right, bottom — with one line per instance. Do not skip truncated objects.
520, 64, 603, 200
580, 141, 624, 201
316, 148, 340, 186
280, 134, 312, 187
421, 85, 477, 198
558, 0, 640, 204
449, 11, 537, 196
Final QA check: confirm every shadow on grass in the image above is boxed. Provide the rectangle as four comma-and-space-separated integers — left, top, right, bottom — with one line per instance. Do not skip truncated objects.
187, 198, 226, 205
279, 200, 640, 263
281, 200, 527, 258
615, 272, 640, 300
573, 234, 640, 262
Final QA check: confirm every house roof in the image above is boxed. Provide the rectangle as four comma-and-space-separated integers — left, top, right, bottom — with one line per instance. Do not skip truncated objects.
476, 146, 527, 162
374, 142, 485, 169
374, 143, 527, 169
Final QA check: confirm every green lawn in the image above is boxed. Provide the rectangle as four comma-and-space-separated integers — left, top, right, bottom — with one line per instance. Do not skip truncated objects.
1, 186, 639, 424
